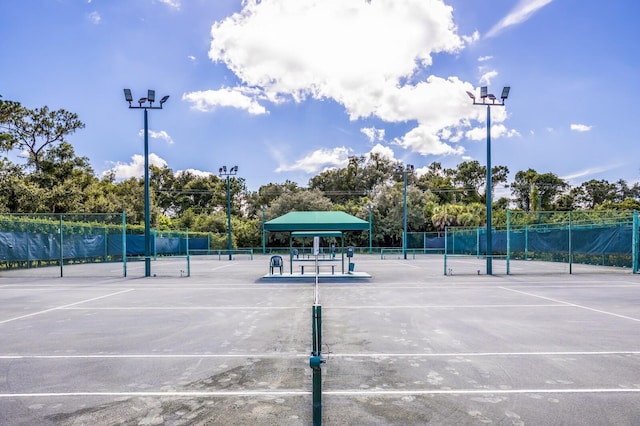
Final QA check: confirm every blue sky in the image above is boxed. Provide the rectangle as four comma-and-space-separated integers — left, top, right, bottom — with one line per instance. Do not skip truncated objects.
1, 0, 639, 193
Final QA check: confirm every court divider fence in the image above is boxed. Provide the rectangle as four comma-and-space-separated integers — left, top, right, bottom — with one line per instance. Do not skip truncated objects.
0, 213, 211, 277
443, 210, 639, 274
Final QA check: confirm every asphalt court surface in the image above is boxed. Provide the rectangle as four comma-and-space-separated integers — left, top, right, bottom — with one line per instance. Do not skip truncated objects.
1, 255, 639, 425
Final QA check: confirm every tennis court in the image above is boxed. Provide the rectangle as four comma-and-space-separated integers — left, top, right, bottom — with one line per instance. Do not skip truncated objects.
1, 255, 639, 425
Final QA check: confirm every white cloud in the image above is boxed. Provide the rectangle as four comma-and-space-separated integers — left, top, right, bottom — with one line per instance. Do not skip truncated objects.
478, 55, 493, 62
157, 0, 180, 10
209, 0, 467, 109
479, 70, 498, 86
206, 1, 514, 163
570, 123, 592, 132
182, 88, 267, 115
87, 11, 101, 24
367, 143, 396, 161
275, 147, 351, 173
461, 31, 480, 45
187, 55, 196, 62
393, 124, 465, 156
105, 154, 168, 180
361, 127, 385, 143
176, 169, 212, 178
486, 0, 554, 38
562, 164, 620, 182
465, 124, 520, 141
138, 129, 174, 145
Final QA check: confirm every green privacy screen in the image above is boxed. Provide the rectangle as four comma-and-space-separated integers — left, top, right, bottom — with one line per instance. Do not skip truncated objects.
444, 210, 639, 273
0, 213, 209, 275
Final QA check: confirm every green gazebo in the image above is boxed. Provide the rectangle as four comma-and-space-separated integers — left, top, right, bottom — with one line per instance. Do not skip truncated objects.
264, 211, 369, 274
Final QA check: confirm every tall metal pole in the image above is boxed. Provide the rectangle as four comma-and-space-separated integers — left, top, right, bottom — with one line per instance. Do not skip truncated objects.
123, 89, 169, 278
485, 104, 492, 275
467, 86, 510, 276
143, 109, 151, 277
219, 165, 237, 261
403, 170, 408, 260
226, 175, 232, 261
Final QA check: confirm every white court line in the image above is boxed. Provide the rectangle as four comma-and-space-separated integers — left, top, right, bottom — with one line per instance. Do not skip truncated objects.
327, 304, 563, 309
500, 287, 640, 322
328, 350, 640, 358
324, 388, 640, 396
2, 350, 638, 360
59, 304, 563, 311
2, 388, 640, 398
61, 306, 302, 310
0, 289, 135, 325
0, 353, 306, 360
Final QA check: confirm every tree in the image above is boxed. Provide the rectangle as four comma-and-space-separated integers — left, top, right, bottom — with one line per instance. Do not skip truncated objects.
451, 160, 484, 203
511, 169, 568, 211
267, 189, 334, 219
0, 104, 85, 172
576, 179, 618, 209
416, 162, 456, 204
265, 189, 335, 245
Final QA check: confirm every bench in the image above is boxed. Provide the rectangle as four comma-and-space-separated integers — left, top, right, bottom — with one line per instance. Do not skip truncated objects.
300, 263, 336, 275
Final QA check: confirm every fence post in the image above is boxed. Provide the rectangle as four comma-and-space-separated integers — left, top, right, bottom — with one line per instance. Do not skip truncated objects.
525, 224, 529, 260
104, 227, 108, 263
506, 210, 511, 275
568, 212, 573, 275
444, 227, 448, 275
59, 214, 64, 277
122, 211, 127, 277
633, 211, 638, 274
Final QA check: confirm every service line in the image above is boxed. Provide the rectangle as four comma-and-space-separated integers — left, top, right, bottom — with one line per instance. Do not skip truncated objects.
500, 287, 640, 322
0, 289, 135, 325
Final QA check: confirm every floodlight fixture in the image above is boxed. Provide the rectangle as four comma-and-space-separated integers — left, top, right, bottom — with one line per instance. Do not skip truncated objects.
480, 86, 488, 99
466, 91, 476, 100
123, 89, 133, 104
124, 89, 169, 110
501, 86, 510, 100
488, 94, 496, 102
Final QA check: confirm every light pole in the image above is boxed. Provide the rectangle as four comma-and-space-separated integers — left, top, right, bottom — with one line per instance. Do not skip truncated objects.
261, 205, 267, 255
467, 85, 510, 275
367, 204, 373, 254
123, 89, 169, 277
219, 165, 238, 260
396, 164, 414, 260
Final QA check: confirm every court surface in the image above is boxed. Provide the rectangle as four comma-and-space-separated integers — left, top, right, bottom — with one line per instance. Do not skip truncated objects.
1, 255, 639, 425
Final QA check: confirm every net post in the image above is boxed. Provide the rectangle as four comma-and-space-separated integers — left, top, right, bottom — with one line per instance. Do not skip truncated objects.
311, 304, 323, 425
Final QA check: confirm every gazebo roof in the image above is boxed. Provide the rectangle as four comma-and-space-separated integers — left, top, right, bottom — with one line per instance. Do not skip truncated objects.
264, 211, 369, 232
